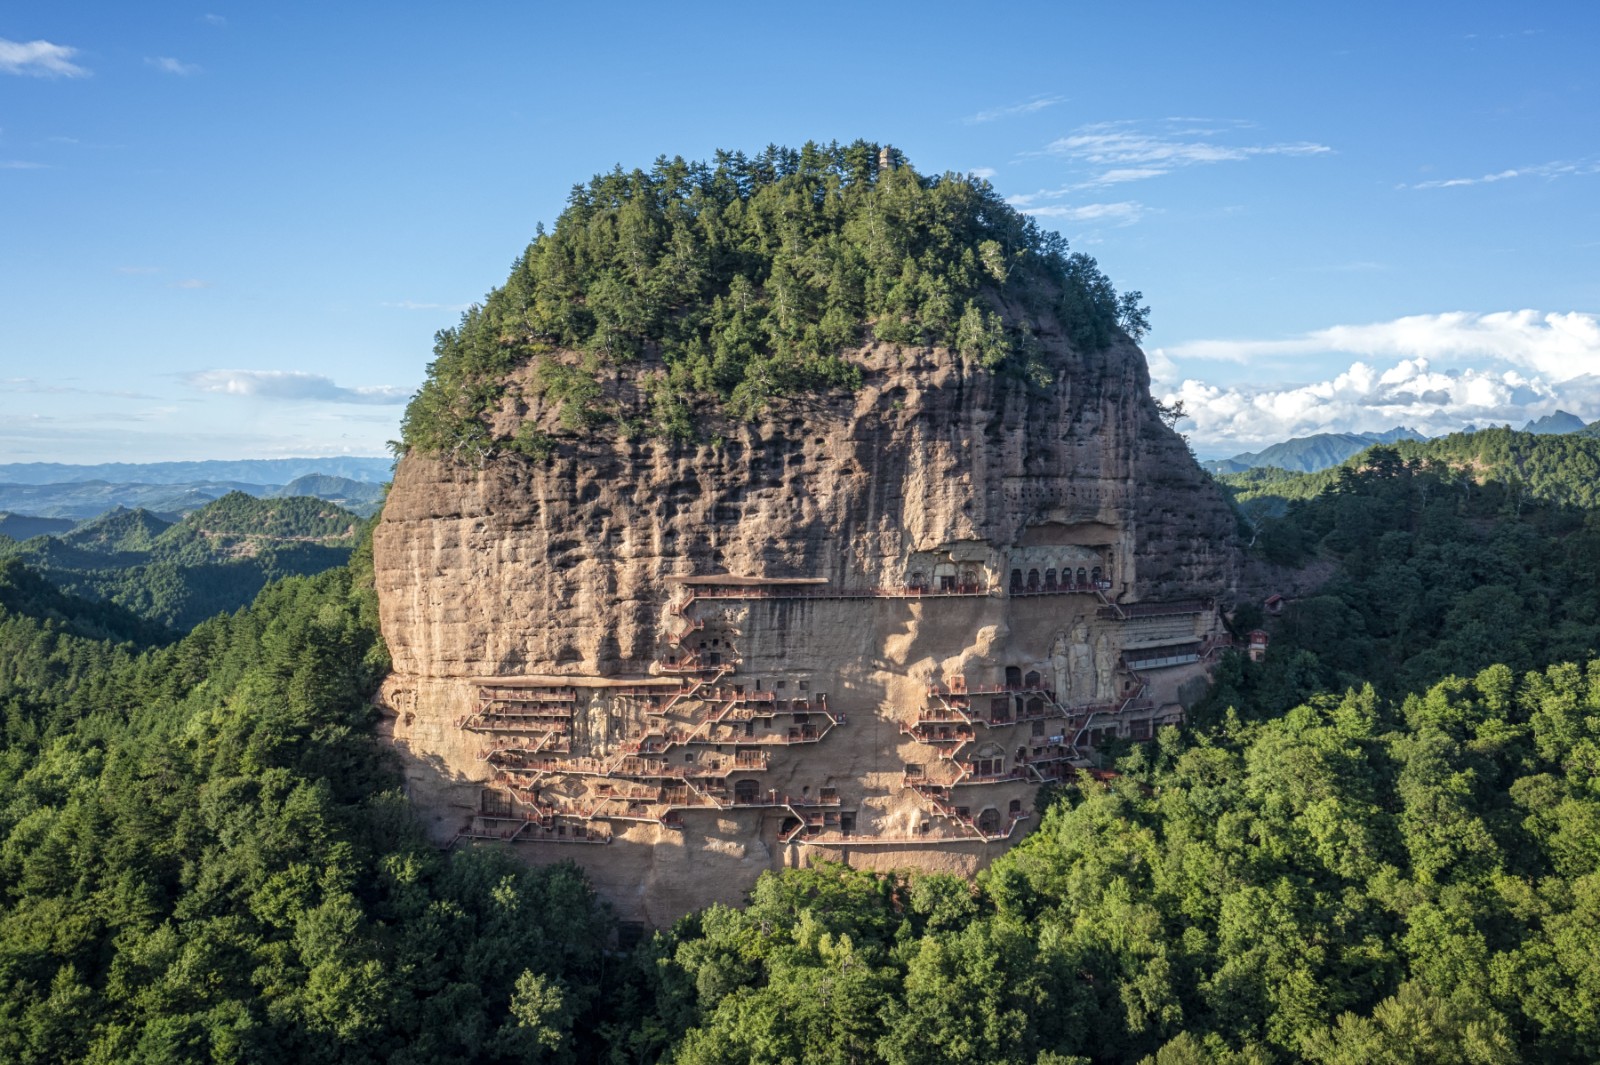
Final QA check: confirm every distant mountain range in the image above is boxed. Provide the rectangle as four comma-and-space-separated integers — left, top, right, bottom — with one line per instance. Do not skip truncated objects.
1204, 411, 1595, 475
1202, 427, 1428, 475
1521, 411, 1588, 435
0, 457, 393, 486
0, 466, 389, 521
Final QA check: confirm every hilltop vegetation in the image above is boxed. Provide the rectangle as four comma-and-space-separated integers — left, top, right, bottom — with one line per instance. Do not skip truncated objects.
1221, 428, 1600, 516
398, 141, 1148, 461
0, 493, 363, 632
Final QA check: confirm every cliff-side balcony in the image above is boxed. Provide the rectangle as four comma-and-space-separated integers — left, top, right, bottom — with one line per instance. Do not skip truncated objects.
902, 721, 976, 745
952, 764, 1033, 785
477, 687, 578, 704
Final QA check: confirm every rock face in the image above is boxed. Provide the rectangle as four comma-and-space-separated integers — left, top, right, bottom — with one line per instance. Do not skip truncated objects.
373, 336, 1239, 924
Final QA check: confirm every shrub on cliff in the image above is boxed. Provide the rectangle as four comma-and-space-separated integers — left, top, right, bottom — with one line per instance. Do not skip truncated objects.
397, 141, 1149, 460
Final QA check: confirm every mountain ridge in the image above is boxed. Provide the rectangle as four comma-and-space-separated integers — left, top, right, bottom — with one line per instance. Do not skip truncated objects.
1203, 426, 1426, 475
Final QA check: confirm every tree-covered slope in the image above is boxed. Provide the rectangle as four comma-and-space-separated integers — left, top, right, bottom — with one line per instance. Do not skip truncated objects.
0, 494, 364, 632
0, 513, 75, 541
0, 550, 613, 1064
273, 475, 386, 517
58, 506, 173, 554
1214, 448, 1600, 708
398, 141, 1148, 461
1220, 428, 1600, 515
152, 491, 361, 560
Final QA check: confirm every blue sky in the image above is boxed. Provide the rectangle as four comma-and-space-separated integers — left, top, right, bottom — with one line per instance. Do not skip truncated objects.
2, 2, 1597, 462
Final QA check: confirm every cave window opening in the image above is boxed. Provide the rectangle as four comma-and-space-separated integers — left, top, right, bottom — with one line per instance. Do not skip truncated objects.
1044, 568, 1057, 590
1077, 567, 1088, 585
1027, 568, 1040, 591
1005, 666, 1023, 689
1024, 670, 1041, 690
1010, 569, 1023, 592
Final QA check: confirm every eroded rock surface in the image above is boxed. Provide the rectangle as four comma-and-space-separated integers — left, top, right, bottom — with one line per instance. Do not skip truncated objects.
373, 339, 1239, 923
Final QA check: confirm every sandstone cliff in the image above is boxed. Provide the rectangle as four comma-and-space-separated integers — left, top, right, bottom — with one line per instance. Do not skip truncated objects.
374, 333, 1238, 923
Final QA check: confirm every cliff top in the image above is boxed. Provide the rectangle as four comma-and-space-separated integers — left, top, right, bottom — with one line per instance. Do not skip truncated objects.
396, 140, 1151, 463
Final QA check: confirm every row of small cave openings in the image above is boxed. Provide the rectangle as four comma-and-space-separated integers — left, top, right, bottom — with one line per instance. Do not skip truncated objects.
1009, 565, 1105, 592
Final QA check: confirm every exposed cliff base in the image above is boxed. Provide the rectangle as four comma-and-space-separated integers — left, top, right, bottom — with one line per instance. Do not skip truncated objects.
374, 341, 1238, 923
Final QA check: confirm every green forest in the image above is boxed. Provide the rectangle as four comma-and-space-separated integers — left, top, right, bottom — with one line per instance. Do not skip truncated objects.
1221, 429, 1600, 514
397, 141, 1147, 460
2, 441, 1599, 1061
0, 494, 362, 632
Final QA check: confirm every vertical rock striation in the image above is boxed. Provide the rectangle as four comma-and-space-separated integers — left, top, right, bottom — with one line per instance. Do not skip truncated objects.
373, 335, 1238, 923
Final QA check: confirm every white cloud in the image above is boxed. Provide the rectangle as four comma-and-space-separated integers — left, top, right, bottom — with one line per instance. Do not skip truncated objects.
184, 370, 410, 405
1167, 310, 1600, 382
1021, 201, 1146, 225
1166, 356, 1600, 453
201, 13, 227, 26
170, 278, 211, 289
0, 38, 88, 78
1400, 160, 1599, 190
147, 56, 201, 76
968, 167, 997, 180
966, 95, 1064, 124
1043, 120, 1331, 173
1083, 167, 1168, 186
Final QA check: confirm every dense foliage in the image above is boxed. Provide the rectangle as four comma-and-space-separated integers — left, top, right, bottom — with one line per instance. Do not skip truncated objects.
0, 494, 361, 632
1212, 447, 1600, 715
615, 661, 1600, 1064
398, 141, 1148, 459
0, 547, 611, 1064
1221, 429, 1600, 515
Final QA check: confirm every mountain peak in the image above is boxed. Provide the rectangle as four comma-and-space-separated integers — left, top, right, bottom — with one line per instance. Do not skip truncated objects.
1521, 410, 1587, 435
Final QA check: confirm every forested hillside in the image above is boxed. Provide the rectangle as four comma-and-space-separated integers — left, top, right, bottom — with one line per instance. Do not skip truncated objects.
0, 494, 362, 632
0, 546, 612, 1064
1217, 447, 1600, 708
399, 141, 1149, 459
1221, 428, 1600, 514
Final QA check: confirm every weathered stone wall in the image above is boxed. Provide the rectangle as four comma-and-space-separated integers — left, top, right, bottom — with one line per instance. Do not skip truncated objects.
372, 334, 1240, 922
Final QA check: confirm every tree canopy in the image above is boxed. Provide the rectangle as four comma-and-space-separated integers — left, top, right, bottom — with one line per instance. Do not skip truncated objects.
397, 140, 1148, 461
